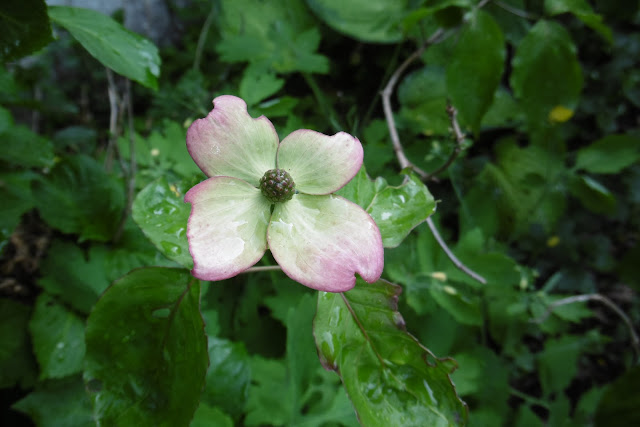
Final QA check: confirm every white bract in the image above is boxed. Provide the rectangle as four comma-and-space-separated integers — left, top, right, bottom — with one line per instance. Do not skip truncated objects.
185, 95, 383, 292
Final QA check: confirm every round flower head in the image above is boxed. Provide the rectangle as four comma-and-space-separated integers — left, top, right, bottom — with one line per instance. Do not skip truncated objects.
184, 95, 383, 292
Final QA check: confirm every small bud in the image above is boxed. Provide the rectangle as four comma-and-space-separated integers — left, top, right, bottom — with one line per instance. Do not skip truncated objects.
259, 169, 296, 203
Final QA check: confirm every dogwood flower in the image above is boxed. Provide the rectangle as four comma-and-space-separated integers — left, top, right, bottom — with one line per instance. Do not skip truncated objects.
184, 95, 383, 292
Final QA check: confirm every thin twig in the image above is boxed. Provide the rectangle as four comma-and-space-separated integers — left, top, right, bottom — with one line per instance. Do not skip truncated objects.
105, 68, 120, 171
532, 293, 640, 361
509, 387, 550, 410
241, 265, 282, 274
380, 29, 446, 179
426, 218, 487, 285
113, 79, 137, 243
193, 1, 217, 71
493, 0, 538, 19
425, 103, 465, 180
380, 29, 487, 286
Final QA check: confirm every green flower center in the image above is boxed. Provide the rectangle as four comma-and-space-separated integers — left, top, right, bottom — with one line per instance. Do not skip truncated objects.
259, 169, 296, 203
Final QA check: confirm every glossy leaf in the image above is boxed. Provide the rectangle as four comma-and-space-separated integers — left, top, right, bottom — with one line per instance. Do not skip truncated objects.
306, 0, 408, 43
0, 0, 53, 62
338, 167, 436, 248
314, 279, 468, 426
447, 10, 505, 134
0, 299, 37, 389
29, 293, 85, 379
132, 176, 194, 268
31, 155, 125, 242
575, 134, 640, 174
510, 20, 583, 127
48, 6, 161, 90
84, 268, 208, 426
12, 376, 93, 427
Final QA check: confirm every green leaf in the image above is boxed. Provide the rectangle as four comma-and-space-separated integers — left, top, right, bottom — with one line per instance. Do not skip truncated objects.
145, 120, 204, 179
510, 20, 583, 127
29, 293, 86, 379
545, 0, 612, 42
398, 67, 451, 135
537, 335, 586, 395
0, 299, 37, 388
338, 167, 436, 248
314, 279, 468, 426
12, 376, 94, 427
132, 176, 194, 268
595, 366, 640, 427
239, 65, 285, 106
190, 404, 233, 427
217, 0, 328, 73
37, 239, 109, 314
446, 10, 505, 134
31, 155, 125, 242
84, 268, 208, 426
0, 123, 54, 168
0, 0, 53, 62
47, 6, 160, 90
306, 0, 409, 43
0, 170, 36, 253
575, 134, 640, 174
568, 174, 616, 215
202, 337, 251, 418
246, 294, 357, 426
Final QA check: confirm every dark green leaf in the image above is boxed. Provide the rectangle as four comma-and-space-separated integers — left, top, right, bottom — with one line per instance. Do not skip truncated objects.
447, 10, 505, 134
537, 335, 587, 395
306, 0, 408, 42
338, 167, 436, 248
0, 124, 54, 168
0, 298, 37, 388
47, 6, 161, 90
0, 0, 53, 62
29, 293, 85, 379
84, 268, 208, 426
0, 170, 36, 253
132, 176, 194, 268
314, 279, 468, 426
37, 239, 108, 314
510, 20, 583, 127
190, 404, 233, 427
31, 155, 125, 242
568, 174, 616, 215
202, 337, 251, 417
398, 67, 451, 135
12, 376, 93, 427
595, 366, 640, 427
575, 134, 640, 174
545, 0, 612, 42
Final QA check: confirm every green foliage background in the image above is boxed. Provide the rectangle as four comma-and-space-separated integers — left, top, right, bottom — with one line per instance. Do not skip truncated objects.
1, 0, 639, 426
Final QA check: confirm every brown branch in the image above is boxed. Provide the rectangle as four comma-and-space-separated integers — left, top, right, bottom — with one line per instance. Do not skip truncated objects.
532, 293, 640, 361
380, 29, 487, 286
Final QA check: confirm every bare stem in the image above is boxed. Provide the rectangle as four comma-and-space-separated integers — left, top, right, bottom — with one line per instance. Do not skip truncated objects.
193, 1, 217, 71
105, 69, 120, 172
380, 29, 445, 179
381, 29, 487, 286
426, 218, 487, 284
532, 293, 640, 361
113, 79, 137, 243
